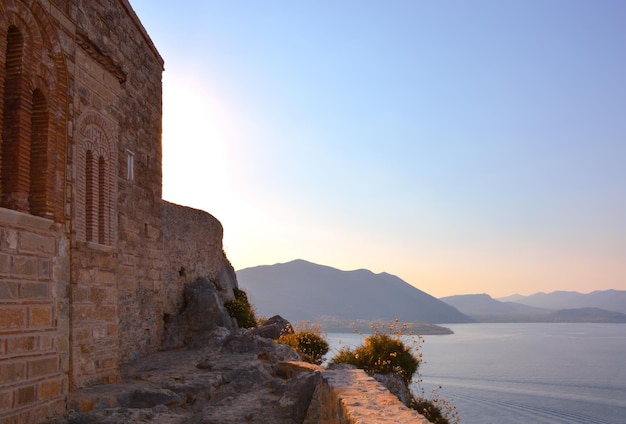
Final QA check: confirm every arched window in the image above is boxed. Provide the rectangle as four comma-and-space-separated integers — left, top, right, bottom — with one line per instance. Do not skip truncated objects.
29, 89, 49, 216
84, 150, 109, 244
1, 26, 52, 218
77, 117, 116, 246
85, 150, 95, 242
1, 25, 28, 212
98, 156, 107, 244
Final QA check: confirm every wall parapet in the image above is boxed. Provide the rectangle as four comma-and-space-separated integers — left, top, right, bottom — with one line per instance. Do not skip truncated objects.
305, 368, 429, 424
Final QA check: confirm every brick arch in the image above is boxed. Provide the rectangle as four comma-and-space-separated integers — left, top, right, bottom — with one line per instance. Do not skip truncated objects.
0, 1, 69, 221
75, 111, 118, 245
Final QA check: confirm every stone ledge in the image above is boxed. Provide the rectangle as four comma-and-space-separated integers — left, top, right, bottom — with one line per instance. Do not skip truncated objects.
316, 369, 429, 424
0, 208, 54, 231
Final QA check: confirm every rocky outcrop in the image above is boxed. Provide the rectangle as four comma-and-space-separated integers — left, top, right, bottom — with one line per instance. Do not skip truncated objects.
44, 270, 429, 424
47, 329, 319, 424
162, 201, 238, 317
161, 278, 237, 350
373, 373, 413, 407
253, 315, 294, 340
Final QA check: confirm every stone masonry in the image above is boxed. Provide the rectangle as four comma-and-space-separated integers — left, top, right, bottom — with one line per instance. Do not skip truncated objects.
0, 1, 235, 423
1, 2, 431, 424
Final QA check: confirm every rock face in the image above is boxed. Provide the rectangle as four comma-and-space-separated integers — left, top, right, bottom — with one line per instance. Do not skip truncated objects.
161, 278, 237, 350
253, 315, 294, 340
45, 274, 319, 423
50, 329, 318, 424
45, 273, 428, 424
373, 373, 413, 407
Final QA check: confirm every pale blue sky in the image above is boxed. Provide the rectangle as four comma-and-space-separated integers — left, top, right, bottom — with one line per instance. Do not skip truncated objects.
130, 0, 626, 297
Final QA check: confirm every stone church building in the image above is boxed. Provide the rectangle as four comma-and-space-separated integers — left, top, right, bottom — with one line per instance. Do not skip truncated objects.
0, 1, 237, 422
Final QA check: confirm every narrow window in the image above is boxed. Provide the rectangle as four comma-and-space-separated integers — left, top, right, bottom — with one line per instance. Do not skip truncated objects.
1, 26, 27, 210
126, 150, 134, 181
85, 150, 95, 242
98, 156, 106, 244
30, 89, 49, 216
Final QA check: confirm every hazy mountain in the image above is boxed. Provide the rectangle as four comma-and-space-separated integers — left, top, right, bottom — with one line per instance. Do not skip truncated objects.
440, 294, 550, 322
498, 290, 626, 314
237, 259, 473, 328
547, 307, 626, 323
441, 293, 626, 323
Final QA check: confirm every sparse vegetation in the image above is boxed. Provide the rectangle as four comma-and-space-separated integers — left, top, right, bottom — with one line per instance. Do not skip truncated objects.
329, 332, 418, 384
278, 322, 329, 365
224, 288, 257, 328
329, 319, 460, 424
410, 391, 457, 424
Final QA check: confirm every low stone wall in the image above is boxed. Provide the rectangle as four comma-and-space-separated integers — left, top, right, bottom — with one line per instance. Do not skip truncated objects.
161, 201, 238, 316
307, 368, 429, 423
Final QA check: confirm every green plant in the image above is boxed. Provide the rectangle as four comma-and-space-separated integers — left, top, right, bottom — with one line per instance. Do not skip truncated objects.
329, 332, 418, 385
278, 322, 329, 365
329, 319, 460, 424
224, 288, 257, 329
410, 387, 459, 424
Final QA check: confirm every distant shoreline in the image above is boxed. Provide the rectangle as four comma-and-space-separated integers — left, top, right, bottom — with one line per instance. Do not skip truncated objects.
312, 318, 454, 335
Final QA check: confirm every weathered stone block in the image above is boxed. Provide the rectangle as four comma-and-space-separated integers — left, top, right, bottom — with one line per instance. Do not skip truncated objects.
0, 308, 25, 329
0, 253, 12, 274
20, 282, 48, 300
0, 390, 13, 412
19, 232, 56, 255
29, 305, 52, 327
38, 379, 62, 400
96, 270, 116, 286
0, 362, 26, 383
1, 229, 18, 251
38, 258, 51, 279
29, 356, 59, 378
7, 336, 37, 354
15, 385, 35, 406
13, 256, 38, 278
0, 281, 18, 299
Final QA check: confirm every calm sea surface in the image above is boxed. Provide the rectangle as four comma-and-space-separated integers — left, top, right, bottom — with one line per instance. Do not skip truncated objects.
326, 323, 626, 424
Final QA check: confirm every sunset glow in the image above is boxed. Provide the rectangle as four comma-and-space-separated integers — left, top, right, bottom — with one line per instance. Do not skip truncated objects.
132, 0, 626, 298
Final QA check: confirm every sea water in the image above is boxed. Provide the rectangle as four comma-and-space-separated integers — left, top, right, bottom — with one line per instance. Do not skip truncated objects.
326, 323, 626, 424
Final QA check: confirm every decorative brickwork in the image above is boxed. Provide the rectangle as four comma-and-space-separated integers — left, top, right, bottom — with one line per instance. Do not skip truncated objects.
1, 0, 165, 422
0, 2, 241, 423
74, 112, 117, 246
0, 0, 68, 222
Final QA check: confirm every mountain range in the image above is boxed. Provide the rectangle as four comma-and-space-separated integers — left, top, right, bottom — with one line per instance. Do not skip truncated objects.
498, 290, 626, 314
237, 259, 626, 327
237, 259, 472, 332
441, 292, 626, 323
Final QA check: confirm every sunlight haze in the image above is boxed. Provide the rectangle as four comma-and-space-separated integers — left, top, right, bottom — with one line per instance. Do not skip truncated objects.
130, 0, 626, 298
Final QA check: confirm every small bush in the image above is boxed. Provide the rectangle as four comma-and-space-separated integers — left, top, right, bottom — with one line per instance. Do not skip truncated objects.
411, 389, 460, 424
328, 319, 460, 424
278, 322, 329, 365
411, 397, 449, 424
224, 288, 257, 328
329, 332, 418, 385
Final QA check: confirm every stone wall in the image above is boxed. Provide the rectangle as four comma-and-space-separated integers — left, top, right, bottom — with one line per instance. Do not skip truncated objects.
161, 201, 238, 318
0, 209, 69, 423
308, 369, 429, 424
68, 0, 165, 371
1, 0, 167, 421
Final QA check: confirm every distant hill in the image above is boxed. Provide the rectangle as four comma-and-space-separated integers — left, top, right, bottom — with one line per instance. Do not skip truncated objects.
237, 259, 473, 330
441, 293, 626, 323
498, 290, 626, 314
440, 294, 550, 322
548, 307, 626, 323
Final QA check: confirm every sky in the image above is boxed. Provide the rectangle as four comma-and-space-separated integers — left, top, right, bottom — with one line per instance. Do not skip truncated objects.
129, 0, 626, 298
